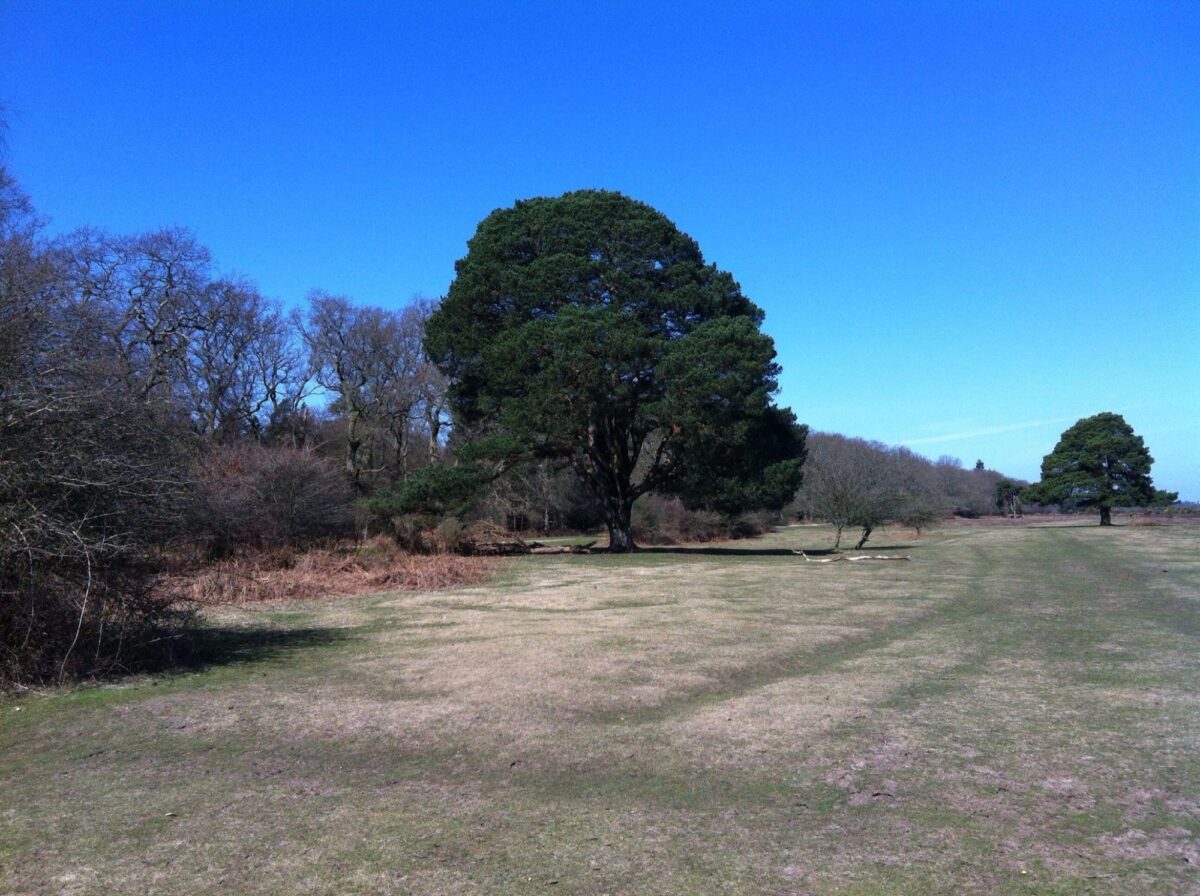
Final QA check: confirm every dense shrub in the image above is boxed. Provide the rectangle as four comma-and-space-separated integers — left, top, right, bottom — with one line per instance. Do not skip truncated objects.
728, 511, 776, 539
0, 380, 197, 683
191, 445, 356, 557
432, 516, 471, 554
633, 495, 723, 544
630, 495, 771, 545
386, 514, 437, 554
1, 169, 201, 682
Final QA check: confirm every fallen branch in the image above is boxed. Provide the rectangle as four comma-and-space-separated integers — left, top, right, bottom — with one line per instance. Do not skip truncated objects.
529, 542, 596, 555
473, 540, 597, 556
793, 550, 910, 563
472, 541, 533, 556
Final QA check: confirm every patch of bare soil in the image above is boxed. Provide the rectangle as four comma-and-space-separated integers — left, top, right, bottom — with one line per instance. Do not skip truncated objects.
1098, 827, 1199, 865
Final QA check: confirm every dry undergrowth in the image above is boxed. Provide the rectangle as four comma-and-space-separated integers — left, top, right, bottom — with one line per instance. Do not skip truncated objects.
163, 537, 499, 605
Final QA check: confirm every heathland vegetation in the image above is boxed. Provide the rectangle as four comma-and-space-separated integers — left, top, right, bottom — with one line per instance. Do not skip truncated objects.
0, 168, 1181, 686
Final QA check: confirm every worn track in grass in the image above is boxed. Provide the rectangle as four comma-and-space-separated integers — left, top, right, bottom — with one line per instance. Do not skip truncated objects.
3, 523, 1198, 895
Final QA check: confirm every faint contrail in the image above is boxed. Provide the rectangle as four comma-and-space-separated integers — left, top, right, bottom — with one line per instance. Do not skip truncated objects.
899, 416, 1077, 446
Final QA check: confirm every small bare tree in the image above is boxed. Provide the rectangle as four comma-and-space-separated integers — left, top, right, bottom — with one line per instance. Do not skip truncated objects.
191, 444, 354, 557
796, 434, 942, 549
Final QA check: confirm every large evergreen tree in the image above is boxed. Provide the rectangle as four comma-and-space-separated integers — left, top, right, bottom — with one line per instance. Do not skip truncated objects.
1027, 412, 1167, 525
424, 190, 806, 551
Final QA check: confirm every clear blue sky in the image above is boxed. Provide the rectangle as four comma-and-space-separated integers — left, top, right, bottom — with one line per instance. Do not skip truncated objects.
3, 1, 1197, 497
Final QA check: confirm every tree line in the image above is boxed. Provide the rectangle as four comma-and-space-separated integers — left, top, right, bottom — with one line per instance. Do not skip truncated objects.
794, 416, 1179, 547
0, 165, 454, 681
793, 434, 1030, 549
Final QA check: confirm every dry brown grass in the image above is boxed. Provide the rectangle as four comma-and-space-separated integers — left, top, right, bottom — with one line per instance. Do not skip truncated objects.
162, 537, 499, 605
4, 522, 1198, 895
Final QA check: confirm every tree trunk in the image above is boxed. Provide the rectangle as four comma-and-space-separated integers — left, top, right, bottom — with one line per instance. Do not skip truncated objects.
604, 499, 636, 553
833, 524, 843, 551
345, 408, 365, 494
854, 526, 873, 549
427, 414, 441, 464
1099, 505, 1112, 526
607, 524, 635, 553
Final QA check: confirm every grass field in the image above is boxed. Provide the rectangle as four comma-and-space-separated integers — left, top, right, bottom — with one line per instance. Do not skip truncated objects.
3, 522, 1198, 895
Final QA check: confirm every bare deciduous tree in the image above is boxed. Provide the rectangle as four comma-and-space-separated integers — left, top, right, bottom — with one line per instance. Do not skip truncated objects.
795, 435, 898, 549
795, 434, 944, 549
184, 278, 306, 442
300, 293, 447, 493
65, 227, 212, 400
934, 454, 1004, 517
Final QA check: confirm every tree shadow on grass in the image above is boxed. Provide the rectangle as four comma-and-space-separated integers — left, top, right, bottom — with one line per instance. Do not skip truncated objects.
635, 543, 921, 557
1026, 522, 1107, 529
159, 625, 356, 674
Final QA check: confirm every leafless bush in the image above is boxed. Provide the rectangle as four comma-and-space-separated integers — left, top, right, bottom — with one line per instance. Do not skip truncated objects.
1128, 516, 1167, 527
632, 495, 727, 545
0, 381, 197, 683
1, 167, 197, 684
728, 510, 775, 539
190, 444, 355, 557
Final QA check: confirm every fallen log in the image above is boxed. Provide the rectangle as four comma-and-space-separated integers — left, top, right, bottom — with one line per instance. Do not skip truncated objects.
472, 540, 597, 556
792, 550, 910, 563
472, 541, 533, 556
529, 542, 596, 555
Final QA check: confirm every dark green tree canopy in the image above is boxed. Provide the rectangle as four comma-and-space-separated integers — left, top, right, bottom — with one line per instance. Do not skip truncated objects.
424, 190, 806, 550
1026, 412, 1161, 525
